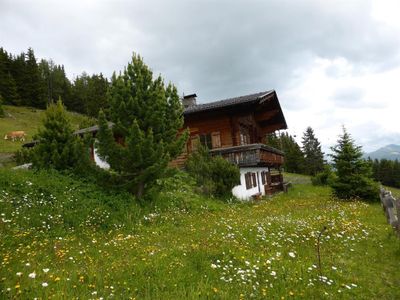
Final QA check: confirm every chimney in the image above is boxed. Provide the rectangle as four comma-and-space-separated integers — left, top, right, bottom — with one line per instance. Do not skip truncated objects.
182, 93, 197, 108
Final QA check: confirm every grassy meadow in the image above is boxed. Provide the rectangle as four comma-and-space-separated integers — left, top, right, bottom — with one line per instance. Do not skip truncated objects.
386, 186, 400, 198
1, 169, 399, 299
0, 105, 88, 154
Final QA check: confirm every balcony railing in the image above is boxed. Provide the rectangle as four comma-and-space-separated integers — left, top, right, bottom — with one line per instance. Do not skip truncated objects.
210, 143, 284, 167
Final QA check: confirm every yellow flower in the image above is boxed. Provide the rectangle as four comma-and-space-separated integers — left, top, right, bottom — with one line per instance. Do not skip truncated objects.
212, 287, 218, 293
54, 277, 60, 282
15, 284, 20, 289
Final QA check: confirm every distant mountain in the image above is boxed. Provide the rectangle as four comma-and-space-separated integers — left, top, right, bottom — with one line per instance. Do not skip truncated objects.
365, 144, 400, 160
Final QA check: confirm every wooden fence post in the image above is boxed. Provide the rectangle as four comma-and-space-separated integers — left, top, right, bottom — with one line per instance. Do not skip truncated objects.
380, 188, 399, 237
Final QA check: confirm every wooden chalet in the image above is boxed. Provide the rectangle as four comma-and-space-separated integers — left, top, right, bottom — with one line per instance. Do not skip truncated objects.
23, 90, 287, 200
172, 90, 287, 199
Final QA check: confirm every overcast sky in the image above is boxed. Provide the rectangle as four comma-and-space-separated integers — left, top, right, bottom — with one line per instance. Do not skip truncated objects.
1, 0, 400, 153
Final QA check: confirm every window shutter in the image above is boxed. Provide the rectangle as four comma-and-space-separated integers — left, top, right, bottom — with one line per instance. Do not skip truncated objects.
211, 131, 221, 148
252, 173, 257, 187
245, 173, 251, 189
190, 135, 200, 152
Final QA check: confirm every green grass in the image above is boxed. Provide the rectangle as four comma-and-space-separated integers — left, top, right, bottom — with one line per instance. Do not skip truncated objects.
284, 172, 312, 185
385, 186, 400, 199
0, 105, 88, 154
1, 169, 399, 299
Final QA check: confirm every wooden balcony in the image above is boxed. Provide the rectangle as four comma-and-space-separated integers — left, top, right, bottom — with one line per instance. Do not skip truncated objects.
210, 143, 284, 167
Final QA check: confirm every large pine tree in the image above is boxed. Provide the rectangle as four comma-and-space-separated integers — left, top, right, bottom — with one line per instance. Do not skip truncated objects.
301, 126, 325, 175
96, 54, 188, 198
330, 127, 378, 201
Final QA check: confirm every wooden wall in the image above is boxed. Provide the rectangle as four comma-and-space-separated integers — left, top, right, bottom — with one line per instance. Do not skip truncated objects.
170, 101, 286, 168
185, 115, 234, 148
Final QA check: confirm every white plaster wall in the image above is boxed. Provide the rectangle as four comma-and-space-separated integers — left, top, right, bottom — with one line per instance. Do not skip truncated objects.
232, 167, 269, 200
93, 146, 110, 170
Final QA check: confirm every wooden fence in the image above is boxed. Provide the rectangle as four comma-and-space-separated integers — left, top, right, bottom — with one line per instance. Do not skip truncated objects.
379, 188, 400, 236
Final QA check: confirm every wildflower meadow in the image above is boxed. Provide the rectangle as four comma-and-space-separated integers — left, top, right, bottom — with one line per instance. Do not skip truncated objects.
1, 169, 399, 299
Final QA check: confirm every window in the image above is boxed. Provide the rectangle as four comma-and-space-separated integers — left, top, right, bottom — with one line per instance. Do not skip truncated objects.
261, 171, 269, 185
245, 172, 257, 190
239, 125, 251, 145
199, 134, 212, 149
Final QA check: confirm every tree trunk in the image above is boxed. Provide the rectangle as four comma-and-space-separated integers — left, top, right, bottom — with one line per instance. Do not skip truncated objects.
136, 181, 145, 199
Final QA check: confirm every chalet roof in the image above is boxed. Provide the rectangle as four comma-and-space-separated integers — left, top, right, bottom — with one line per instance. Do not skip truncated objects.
22, 122, 113, 148
183, 90, 274, 115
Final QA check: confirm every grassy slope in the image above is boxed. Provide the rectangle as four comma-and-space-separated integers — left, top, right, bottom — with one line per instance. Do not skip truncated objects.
386, 186, 400, 198
1, 169, 399, 299
0, 105, 88, 153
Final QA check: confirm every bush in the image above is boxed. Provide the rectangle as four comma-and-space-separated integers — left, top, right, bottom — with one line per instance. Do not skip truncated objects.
15, 147, 33, 165
146, 170, 225, 212
311, 165, 335, 186
185, 146, 240, 199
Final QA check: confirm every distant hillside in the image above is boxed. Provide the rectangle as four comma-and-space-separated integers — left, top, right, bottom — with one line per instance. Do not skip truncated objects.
365, 144, 400, 160
0, 105, 89, 154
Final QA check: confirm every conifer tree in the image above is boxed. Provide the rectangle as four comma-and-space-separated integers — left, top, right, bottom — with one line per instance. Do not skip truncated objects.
265, 132, 282, 150
96, 54, 188, 198
85, 73, 108, 117
31, 99, 87, 170
25, 48, 45, 108
265, 132, 305, 173
330, 127, 379, 201
0, 48, 21, 105
301, 126, 325, 175
0, 95, 5, 117
10, 52, 28, 105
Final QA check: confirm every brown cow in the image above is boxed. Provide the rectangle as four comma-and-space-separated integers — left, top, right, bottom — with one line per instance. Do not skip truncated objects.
4, 131, 27, 142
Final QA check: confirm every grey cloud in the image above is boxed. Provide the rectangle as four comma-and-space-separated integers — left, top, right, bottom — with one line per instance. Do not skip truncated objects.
1, 0, 400, 152
332, 87, 364, 108
2, 0, 398, 102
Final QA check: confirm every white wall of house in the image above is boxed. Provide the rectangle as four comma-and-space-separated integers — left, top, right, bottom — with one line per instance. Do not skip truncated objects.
232, 167, 270, 200
93, 144, 110, 170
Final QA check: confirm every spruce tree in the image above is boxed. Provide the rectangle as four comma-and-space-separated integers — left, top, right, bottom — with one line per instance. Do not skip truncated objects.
393, 160, 400, 188
265, 132, 282, 150
301, 126, 325, 175
280, 132, 305, 174
0, 95, 5, 117
11, 52, 30, 106
31, 99, 87, 170
330, 127, 379, 201
0, 48, 21, 105
96, 54, 188, 198
85, 73, 108, 117
25, 48, 45, 108
266, 132, 305, 173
